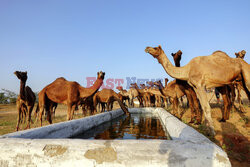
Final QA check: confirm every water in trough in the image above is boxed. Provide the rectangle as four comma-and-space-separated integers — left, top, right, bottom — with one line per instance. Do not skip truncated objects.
71, 113, 170, 140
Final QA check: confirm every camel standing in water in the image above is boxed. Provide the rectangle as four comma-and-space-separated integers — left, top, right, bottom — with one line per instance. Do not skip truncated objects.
38, 71, 105, 126
14, 71, 36, 131
145, 45, 250, 135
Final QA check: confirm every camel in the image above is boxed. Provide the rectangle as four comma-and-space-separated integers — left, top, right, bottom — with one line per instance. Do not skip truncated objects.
234, 50, 248, 112
93, 89, 129, 114
235, 50, 246, 59
153, 80, 185, 116
170, 51, 202, 124
145, 81, 168, 107
14, 71, 36, 131
116, 86, 130, 106
127, 87, 140, 107
214, 50, 247, 121
130, 83, 151, 107
145, 45, 250, 135
37, 71, 105, 126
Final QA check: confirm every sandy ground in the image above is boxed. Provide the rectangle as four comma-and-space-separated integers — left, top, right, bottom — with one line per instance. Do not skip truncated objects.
0, 92, 249, 167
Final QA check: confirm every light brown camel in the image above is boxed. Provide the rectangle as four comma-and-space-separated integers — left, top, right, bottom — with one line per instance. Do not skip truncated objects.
116, 86, 130, 106
38, 71, 105, 126
234, 50, 248, 112
145, 81, 167, 107
127, 87, 140, 107
146, 45, 250, 135
153, 80, 185, 117
213, 50, 247, 121
14, 71, 36, 131
171, 51, 202, 124
93, 88, 129, 114
130, 83, 151, 107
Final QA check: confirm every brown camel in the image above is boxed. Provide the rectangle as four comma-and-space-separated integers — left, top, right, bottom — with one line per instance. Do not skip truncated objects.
130, 83, 151, 107
214, 50, 247, 121
153, 80, 185, 116
116, 86, 130, 106
145, 81, 167, 107
38, 71, 105, 126
171, 50, 202, 124
127, 87, 140, 107
93, 89, 129, 114
234, 50, 248, 112
14, 71, 36, 131
235, 50, 246, 59
145, 45, 250, 135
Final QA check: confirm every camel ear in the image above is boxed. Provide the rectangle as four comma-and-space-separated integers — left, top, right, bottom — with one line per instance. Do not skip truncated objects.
25, 71, 27, 74
103, 72, 105, 76
235, 53, 239, 57
158, 45, 162, 49
171, 53, 174, 57
97, 72, 99, 75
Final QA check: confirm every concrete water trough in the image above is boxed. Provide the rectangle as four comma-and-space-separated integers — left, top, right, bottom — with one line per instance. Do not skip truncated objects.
0, 108, 231, 167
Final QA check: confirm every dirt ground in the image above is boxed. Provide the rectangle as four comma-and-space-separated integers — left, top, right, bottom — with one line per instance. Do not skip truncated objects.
0, 93, 249, 167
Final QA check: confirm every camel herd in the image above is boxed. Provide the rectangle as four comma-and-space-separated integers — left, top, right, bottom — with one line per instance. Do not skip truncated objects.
14, 45, 249, 136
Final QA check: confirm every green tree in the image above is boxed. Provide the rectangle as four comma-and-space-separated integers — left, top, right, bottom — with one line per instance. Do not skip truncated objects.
0, 89, 17, 104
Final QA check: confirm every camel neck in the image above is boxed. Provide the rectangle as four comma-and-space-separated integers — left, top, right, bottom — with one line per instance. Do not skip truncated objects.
134, 85, 143, 94
19, 80, 26, 100
79, 78, 103, 98
158, 51, 189, 81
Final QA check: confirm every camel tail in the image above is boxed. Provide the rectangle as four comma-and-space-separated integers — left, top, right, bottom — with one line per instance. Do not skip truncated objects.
114, 95, 129, 115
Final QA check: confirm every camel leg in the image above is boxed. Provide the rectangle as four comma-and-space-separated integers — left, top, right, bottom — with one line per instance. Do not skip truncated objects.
70, 104, 76, 120
190, 88, 202, 124
39, 105, 45, 127
194, 87, 215, 136
218, 87, 228, 122
25, 105, 34, 129
67, 104, 72, 120
16, 103, 22, 131
236, 85, 245, 113
172, 97, 178, 117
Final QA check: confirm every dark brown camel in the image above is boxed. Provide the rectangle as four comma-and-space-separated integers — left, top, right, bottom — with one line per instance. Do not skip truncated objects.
171, 51, 202, 124
37, 71, 105, 126
93, 89, 129, 114
14, 71, 36, 131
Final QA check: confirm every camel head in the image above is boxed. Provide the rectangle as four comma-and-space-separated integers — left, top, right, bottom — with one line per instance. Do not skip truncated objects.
153, 80, 161, 86
146, 81, 154, 87
153, 80, 164, 88
130, 83, 138, 88
235, 50, 246, 59
116, 86, 123, 91
145, 45, 163, 58
165, 78, 169, 84
14, 71, 27, 82
97, 71, 105, 80
171, 50, 182, 67
140, 84, 146, 89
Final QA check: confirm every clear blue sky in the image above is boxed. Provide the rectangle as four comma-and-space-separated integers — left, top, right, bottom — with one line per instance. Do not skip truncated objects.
0, 0, 249, 93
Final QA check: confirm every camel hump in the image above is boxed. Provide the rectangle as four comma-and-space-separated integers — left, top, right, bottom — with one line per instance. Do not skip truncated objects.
56, 77, 67, 81
212, 50, 229, 57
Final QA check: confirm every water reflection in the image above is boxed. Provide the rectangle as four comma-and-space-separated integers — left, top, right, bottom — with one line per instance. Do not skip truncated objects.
72, 113, 169, 140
